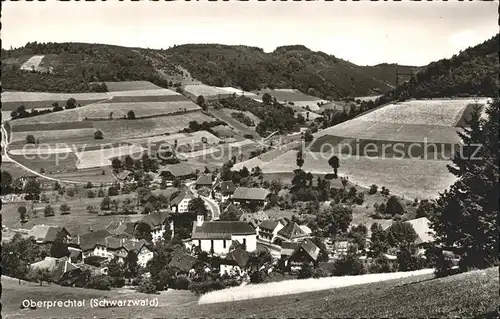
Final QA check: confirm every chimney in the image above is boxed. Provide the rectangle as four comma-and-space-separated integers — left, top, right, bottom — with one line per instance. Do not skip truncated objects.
196, 214, 204, 227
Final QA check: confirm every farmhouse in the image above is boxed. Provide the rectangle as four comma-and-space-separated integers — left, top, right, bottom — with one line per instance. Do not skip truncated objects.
258, 220, 285, 243
30, 256, 81, 284
115, 169, 134, 182
124, 239, 154, 267
168, 249, 198, 275
285, 238, 320, 270
29, 225, 71, 244
219, 246, 250, 276
216, 180, 236, 201
232, 187, 270, 207
280, 241, 301, 258
160, 163, 196, 181
276, 222, 310, 242
105, 220, 136, 237
382, 217, 435, 247
195, 174, 213, 189
191, 215, 257, 255
68, 229, 112, 261
170, 191, 194, 214
137, 210, 173, 242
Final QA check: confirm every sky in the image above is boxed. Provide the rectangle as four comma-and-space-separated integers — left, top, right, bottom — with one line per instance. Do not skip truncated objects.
2, 0, 498, 66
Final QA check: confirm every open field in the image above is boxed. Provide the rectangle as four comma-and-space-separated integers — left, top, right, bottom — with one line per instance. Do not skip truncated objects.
1, 91, 110, 103
221, 108, 262, 126
93, 112, 214, 139
106, 88, 180, 97
355, 95, 383, 102
254, 88, 326, 102
0, 162, 37, 178
11, 121, 95, 131
4, 267, 496, 318
50, 166, 115, 183
256, 150, 456, 199
298, 110, 324, 120
216, 87, 259, 98
19, 55, 46, 72
75, 144, 145, 169
9, 153, 79, 174
11, 128, 96, 144
103, 80, 163, 91
209, 109, 258, 137
105, 94, 189, 103
314, 120, 462, 145
184, 84, 229, 97
358, 98, 490, 126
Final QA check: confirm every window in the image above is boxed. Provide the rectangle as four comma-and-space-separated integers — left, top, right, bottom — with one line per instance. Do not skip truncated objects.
223, 240, 226, 249
211, 240, 214, 251
243, 238, 246, 248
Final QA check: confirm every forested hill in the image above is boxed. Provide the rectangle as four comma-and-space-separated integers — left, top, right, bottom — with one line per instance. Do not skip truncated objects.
386, 33, 499, 100
1, 42, 414, 98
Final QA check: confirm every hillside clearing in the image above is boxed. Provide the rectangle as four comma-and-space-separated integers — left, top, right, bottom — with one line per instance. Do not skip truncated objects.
106, 88, 180, 97
75, 144, 145, 169
184, 84, 229, 97
11, 128, 96, 145
1, 91, 110, 103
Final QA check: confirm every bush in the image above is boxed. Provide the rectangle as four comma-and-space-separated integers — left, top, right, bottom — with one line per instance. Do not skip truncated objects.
85, 275, 111, 290
94, 130, 104, 140
66, 188, 75, 197
385, 196, 405, 216
25, 135, 36, 144
380, 186, 390, 196
136, 278, 158, 294
127, 110, 136, 120
355, 192, 365, 205
249, 270, 266, 284
111, 277, 125, 288
131, 277, 142, 286
189, 280, 226, 295
369, 184, 378, 194
87, 190, 96, 198
173, 276, 191, 290
108, 186, 119, 196
297, 263, 314, 279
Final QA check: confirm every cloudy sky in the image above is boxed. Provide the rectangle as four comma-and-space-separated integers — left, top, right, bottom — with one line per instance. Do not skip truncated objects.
2, 0, 498, 66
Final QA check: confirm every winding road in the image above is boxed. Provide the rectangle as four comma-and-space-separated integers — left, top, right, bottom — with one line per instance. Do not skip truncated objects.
186, 180, 221, 221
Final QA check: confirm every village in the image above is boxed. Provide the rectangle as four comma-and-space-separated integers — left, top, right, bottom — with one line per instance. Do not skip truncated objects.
2, 153, 439, 294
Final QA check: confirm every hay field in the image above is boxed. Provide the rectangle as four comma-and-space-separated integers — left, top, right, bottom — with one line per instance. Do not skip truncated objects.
258, 150, 456, 199
105, 94, 189, 103
355, 95, 383, 102
48, 166, 115, 183
216, 87, 259, 98
254, 89, 324, 102
93, 112, 213, 139
11, 122, 94, 131
124, 133, 188, 145
75, 144, 145, 169
9, 153, 79, 174
106, 88, 180, 97
200, 269, 435, 304
10, 128, 96, 144
359, 99, 490, 126
19, 55, 45, 72
104, 81, 163, 91
184, 84, 229, 97
1, 91, 110, 103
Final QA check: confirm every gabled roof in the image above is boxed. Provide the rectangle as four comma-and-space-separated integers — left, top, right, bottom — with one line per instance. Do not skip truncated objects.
259, 219, 282, 231
299, 225, 312, 235
168, 250, 197, 272
70, 229, 112, 251
105, 221, 136, 236
31, 257, 60, 270
170, 191, 194, 206
52, 259, 80, 282
406, 217, 435, 244
233, 187, 270, 201
29, 225, 69, 243
226, 247, 250, 268
219, 181, 236, 194
139, 210, 170, 228
161, 163, 195, 178
290, 238, 320, 262
277, 222, 308, 240
124, 239, 150, 254
192, 221, 256, 240
116, 170, 132, 180
195, 174, 213, 186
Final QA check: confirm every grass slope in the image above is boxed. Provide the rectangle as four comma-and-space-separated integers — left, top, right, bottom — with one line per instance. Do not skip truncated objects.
3, 268, 497, 318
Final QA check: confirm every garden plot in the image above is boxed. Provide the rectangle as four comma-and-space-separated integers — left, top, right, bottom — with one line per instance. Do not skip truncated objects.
104, 81, 163, 91
75, 144, 145, 169
358, 99, 490, 126
259, 150, 455, 199
221, 108, 262, 125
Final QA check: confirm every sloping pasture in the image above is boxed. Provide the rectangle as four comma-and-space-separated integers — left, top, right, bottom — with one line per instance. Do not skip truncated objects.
104, 80, 163, 91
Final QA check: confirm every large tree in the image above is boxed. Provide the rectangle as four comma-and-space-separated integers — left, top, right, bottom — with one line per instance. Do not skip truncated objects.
328, 155, 340, 178
430, 100, 499, 271
188, 197, 209, 219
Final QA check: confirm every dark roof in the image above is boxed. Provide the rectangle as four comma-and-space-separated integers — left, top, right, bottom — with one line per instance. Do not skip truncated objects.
259, 220, 281, 231
168, 250, 197, 272
170, 191, 194, 206
139, 210, 170, 228
219, 181, 236, 194
239, 211, 269, 229
105, 221, 136, 236
233, 187, 270, 201
290, 238, 320, 261
124, 239, 150, 254
226, 247, 250, 268
161, 163, 195, 178
52, 259, 80, 283
192, 221, 256, 239
195, 174, 213, 186
281, 241, 301, 250
70, 229, 112, 251
277, 222, 308, 240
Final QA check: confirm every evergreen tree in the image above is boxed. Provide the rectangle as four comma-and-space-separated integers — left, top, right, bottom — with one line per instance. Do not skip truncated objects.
430, 100, 499, 271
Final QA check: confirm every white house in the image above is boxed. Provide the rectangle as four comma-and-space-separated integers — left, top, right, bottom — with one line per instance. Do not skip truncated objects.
170, 191, 194, 214
124, 240, 154, 268
257, 220, 285, 243
191, 214, 257, 255
137, 210, 174, 243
